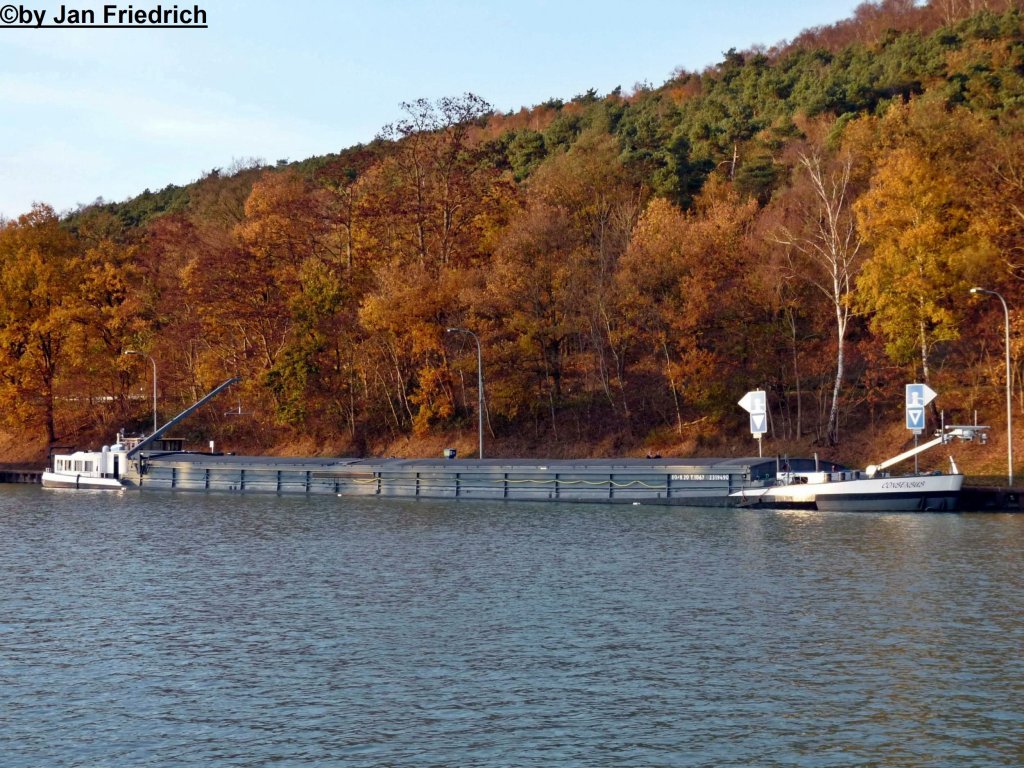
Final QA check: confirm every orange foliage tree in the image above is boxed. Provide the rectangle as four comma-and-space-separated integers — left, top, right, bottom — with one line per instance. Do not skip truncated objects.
852, 103, 998, 383
616, 177, 760, 437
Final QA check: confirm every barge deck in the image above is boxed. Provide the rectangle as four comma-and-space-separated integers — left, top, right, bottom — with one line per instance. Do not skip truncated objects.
134, 454, 799, 506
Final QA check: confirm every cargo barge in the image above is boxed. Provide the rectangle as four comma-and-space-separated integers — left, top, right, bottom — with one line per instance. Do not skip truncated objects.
133, 452, 797, 506
41, 377, 989, 511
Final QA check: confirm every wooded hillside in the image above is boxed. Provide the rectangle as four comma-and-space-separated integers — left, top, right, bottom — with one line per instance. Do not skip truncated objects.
3, 0, 1024, 469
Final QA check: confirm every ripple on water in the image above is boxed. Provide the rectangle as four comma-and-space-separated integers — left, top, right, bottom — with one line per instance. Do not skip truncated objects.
0, 487, 1022, 766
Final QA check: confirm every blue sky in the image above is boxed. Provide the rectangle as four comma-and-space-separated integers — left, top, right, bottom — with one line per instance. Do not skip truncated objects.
0, 0, 865, 219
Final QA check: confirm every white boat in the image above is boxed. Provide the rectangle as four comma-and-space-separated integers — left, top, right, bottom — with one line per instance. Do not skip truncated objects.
730, 467, 963, 511
42, 444, 127, 490
730, 425, 988, 512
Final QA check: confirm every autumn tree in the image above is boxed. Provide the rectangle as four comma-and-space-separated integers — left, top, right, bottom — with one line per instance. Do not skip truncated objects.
359, 262, 464, 436
235, 169, 339, 266
264, 256, 357, 434
848, 101, 997, 384
177, 171, 337, 433
313, 144, 387, 270
854, 145, 996, 380
615, 177, 759, 435
54, 208, 155, 428
370, 93, 496, 270
74, 238, 151, 412
129, 213, 216, 414
526, 130, 642, 420
474, 202, 577, 435
0, 205, 83, 443
974, 113, 1024, 281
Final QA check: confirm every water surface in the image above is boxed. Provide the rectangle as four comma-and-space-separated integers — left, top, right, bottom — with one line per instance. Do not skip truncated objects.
1, 486, 1022, 766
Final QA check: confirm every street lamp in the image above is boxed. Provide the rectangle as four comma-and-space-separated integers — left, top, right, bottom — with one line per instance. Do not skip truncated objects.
970, 287, 1013, 486
124, 350, 158, 437
446, 327, 484, 459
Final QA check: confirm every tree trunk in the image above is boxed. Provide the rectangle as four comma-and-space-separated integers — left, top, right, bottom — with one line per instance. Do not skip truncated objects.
828, 303, 846, 446
919, 314, 930, 383
663, 341, 684, 437
786, 306, 802, 439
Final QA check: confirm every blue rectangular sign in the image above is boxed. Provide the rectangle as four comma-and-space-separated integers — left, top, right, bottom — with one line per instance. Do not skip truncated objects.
906, 407, 924, 430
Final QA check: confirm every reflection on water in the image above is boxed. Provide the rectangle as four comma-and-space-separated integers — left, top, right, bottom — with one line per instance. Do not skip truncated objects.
1, 486, 1022, 766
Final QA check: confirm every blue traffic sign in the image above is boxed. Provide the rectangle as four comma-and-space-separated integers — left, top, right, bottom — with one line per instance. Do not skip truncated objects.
906, 383, 936, 432
906, 407, 925, 430
906, 383, 938, 408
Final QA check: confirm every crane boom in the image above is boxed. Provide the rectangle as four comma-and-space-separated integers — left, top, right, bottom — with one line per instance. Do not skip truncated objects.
865, 425, 988, 477
126, 377, 239, 458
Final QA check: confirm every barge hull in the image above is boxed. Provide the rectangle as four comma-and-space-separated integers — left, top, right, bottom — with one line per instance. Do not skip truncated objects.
131, 454, 784, 507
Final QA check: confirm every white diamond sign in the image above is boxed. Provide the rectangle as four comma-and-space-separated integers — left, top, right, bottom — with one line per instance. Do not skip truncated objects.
739, 390, 768, 436
738, 390, 767, 415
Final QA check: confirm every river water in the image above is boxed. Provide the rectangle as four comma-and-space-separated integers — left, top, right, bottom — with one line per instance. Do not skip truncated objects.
1, 485, 1022, 766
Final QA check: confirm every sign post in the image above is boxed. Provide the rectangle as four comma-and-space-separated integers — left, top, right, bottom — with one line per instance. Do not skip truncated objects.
905, 383, 938, 474
738, 389, 768, 457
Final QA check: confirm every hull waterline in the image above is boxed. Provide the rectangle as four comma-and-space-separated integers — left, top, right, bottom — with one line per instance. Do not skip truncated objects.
41, 471, 124, 490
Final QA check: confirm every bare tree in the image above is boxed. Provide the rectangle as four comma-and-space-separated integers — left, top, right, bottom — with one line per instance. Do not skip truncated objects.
774, 151, 862, 446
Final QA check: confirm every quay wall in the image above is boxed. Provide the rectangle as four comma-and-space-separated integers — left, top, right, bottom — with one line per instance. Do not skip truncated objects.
0, 469, 42, 484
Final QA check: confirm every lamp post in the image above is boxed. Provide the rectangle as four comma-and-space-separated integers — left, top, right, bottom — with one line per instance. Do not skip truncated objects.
446, 327, 484, 459
970, 287, 1013, 486
124, 350, 158, 437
